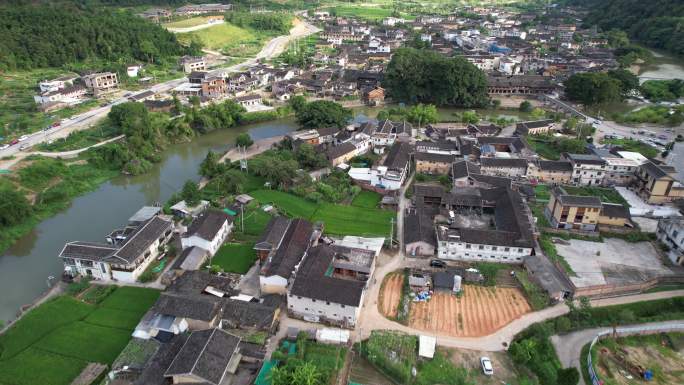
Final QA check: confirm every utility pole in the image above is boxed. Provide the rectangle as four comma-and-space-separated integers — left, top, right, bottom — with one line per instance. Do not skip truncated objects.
241, 204, 245, 233
389, 217, 395, 248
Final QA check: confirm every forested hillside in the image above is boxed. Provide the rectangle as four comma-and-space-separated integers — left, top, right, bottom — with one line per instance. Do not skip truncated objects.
572, 0, 684, 55
0, 5, 193, 70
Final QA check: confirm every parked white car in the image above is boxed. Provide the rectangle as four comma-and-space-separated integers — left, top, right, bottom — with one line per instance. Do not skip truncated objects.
480, 357, 494, 376
0, 144, 9, 150
18, 134, 29, 142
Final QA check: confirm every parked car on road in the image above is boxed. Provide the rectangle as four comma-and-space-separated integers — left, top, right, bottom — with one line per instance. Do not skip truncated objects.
10, 139, 19, 145
430, 259, 447, 268
480, 357, 493, 376
19, 143, 31, 151
0, 144, 9, 150
18, 135, 29, 142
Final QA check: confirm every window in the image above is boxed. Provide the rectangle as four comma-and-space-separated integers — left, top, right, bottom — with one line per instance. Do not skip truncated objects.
305, 307, 308, 311
466, 244, 471, 249
63, 258, 76, 266
297, 296, 302, 299
492, 246, 497, 251
518, 248, 523, 253
312, 299, 316, 302
478, 245, 484, 250
341, 305, 345, 308
504, 247, 510, 252
326, 301, 330, 305
80, 260, 94, 268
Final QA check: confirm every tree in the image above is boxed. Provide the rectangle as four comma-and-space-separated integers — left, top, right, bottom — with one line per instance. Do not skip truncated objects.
460, 110, 480, 124
556, 368, 580, 385
563, 72, 622, 105
519, 100, 533, 112
376, 110, 390, 121
181, 180, 201, 206
219, 170, 247, 194
294, 100, 352, 129
236, 133, 254, 148
199, 151, 220, 178
607, 69, 639, 95
555, 316, 572, 333
289, 95, 307, 113
295, 143, 327, 169
384, 48, 489, 107
405, 104, 438, 127
290, 362, 323, 385
530, 108, 547, 120
0, 187, 32, 227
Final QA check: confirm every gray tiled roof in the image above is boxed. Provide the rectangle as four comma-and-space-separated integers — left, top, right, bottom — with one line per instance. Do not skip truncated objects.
165, 328, 240, 385
185, 210, 232, 242
262, 219, 313, 279
289, 245, 366, 307
113, 216, 173, 264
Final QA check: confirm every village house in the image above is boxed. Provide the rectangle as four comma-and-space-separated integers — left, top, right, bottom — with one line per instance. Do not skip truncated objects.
370, 120, 413, 150
181, 210, 233, 257
601, 156, 639, 186
486, 74, 556, 95
515, 119, 557, 136
633, 161, 684, 204
175, 3, 232, 16
479, 158, 528, 178
233, 94, 262, 109
526, 160, 573, 183
287, 245, 368, 328
254, 216, 292, 263
164, 328, 242, 385
562, 153, 606, 186
404, 207, 437, 256
259, 219, 317, 294
414, 152, 455, 175
137, 8, 172, 22
59, 208, 173, 283
38, 75, 78, 93
83, 72, 119, 96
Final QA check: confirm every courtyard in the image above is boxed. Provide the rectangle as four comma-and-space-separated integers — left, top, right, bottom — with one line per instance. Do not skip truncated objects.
554, 237, 674, 288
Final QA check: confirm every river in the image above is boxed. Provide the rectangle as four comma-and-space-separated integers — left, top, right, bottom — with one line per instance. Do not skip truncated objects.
0, 119, 298, 323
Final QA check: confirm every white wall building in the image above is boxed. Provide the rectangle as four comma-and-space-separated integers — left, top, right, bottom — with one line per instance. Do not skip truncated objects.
181, 210, 233, 257
436, 226, 531, 263
657, 218, 684, 265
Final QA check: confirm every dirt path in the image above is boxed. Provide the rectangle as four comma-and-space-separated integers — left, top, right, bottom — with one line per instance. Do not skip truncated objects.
378, 273, 403, 318
218, 135, 284, 163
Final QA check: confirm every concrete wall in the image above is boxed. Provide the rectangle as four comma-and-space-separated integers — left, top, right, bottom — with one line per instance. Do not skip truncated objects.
437, 241, 529, 263
260, 275, 288, 295
287, 293, 361, 328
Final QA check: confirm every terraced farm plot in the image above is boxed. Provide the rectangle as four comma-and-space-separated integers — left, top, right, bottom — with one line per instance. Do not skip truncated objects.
409, 286, 531, 337
379, 272, 404, 318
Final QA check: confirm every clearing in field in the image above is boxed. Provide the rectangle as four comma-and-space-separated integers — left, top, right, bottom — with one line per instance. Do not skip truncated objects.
213, 242, 257, 274
177, 23, 270, 56
593, 333, 684, 385
0, 286, 160, 385
163, 16, 219, 29
378, 272, 404, 318
249, 189, 395, 237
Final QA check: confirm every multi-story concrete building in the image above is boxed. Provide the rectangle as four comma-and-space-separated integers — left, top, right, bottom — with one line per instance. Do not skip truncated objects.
602, 157, 638, 186
414, 152, 455, 175
657, 217, 684, 265
563, 153, 606, 186
180, 56, 207, 74
526, 160, 573, 183
545, 186, 601, 231
479, 158, 528, 178
83, 72, 119, 96
634, 161, 684, 204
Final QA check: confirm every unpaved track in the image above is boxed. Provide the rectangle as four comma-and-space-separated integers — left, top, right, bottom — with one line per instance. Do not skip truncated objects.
378, 273, 403, 318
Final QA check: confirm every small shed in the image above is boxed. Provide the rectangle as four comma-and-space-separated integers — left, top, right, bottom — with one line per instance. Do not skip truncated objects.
316, 328, 350, 345
235, 194, 254, 205
418, 335, 436, 359
409, 272, 430, 288
433, 271, 455, 292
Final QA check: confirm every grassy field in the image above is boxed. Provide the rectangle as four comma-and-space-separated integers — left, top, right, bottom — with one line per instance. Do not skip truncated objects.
351, 190, 382, 209
177, 22, 272, 57
603, 138, 660, 158
249, 189, 395, 237
0, 69, 71, 141
213, 242, 257, 274
0, 286, 159, 385
163, 16, 219, 29
563, 185, 629, 206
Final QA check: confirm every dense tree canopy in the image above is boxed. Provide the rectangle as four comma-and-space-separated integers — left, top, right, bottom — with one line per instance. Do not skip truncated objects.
293, 100, 352, 129
383, 48, 489, 107
575, 0, 684, 56
226, 11, 293, 34
563, 72, 623, 105
0, 4, 192, 70
0, 187, 33, 227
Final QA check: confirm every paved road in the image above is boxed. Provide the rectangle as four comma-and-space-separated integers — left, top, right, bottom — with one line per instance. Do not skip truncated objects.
0, 20, 319, 163
551, 319, 684, 385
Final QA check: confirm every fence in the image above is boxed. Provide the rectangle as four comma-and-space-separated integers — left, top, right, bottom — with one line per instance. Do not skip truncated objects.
572, 275, 684, 298
586, 322, 684, 385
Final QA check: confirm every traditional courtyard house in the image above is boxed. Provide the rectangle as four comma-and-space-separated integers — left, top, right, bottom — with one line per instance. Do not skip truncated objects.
404, 208, 437, 256
526, 160, 573, 183
287, 245, 368, 328
259, 219, 316, 294
254, 216, 291, 263
479, 158, 528, 178
181, 210, 233, 257
415, 152, 455, 175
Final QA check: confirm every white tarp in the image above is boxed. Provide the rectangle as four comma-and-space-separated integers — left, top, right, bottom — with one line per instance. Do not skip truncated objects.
419, 335, 436, 359
337, 236, 385, 256
348, 167, 372, 182
316, 328, 350, 345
